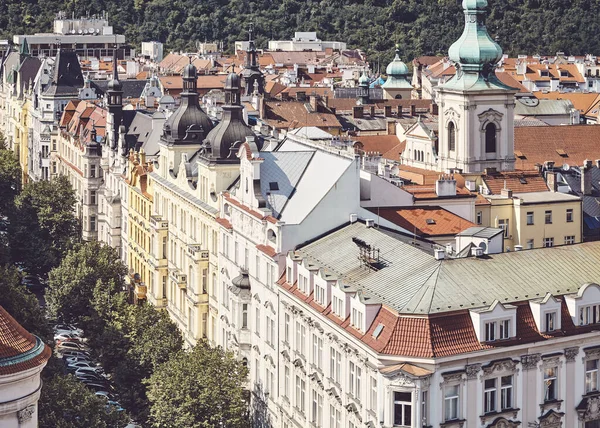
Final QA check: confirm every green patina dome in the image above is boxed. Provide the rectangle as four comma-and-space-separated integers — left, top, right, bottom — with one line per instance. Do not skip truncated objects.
358, 71, 370, 86
448, 0, 502, 72
386, 49, 409, 77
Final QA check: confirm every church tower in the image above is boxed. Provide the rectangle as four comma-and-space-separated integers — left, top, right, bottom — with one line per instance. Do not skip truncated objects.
437, 0, 517, 173
106, 48, 123, 154
241, 24, 264, 97
198, 71, 262, 210
158, 61, 214, 178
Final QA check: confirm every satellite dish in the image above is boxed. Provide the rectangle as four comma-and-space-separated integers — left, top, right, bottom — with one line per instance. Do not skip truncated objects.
563, 163, 570, 171
78, 29, 83, 34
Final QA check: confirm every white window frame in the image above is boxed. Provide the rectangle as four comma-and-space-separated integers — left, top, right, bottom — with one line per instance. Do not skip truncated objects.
444, 384, 460, 421
544, 366, 558, 402
586, 358, 599, 393
393, 391, 412, 427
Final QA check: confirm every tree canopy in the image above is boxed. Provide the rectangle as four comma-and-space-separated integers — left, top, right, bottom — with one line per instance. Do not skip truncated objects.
46, 240, 126, 324
9, 175, 79, 276
145, 343, 250, 428
2, 0, 600, 66
38, 375, 130, 428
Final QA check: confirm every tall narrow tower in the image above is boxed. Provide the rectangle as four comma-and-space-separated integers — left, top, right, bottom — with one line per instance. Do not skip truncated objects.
241, 24, 264, 97
437, 0, 517, 173
106, 47, 123, 153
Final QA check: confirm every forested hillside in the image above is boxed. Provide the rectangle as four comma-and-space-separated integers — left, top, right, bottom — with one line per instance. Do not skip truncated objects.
2, 0, 600, 65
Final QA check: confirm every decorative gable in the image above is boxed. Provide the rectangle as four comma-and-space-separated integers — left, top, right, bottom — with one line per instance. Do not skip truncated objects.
469, 300, 517, 342
565, 283, 600, 326
529, 293, 562, 333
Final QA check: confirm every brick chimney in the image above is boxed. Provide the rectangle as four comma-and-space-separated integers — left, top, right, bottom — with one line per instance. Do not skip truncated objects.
309, 95, 318, 112
410, 104, 416, 117
430, 103, 439, 115
353, 106, 363, 119
547, 171, 558, 192
582, 159, 593, 195
384, 105, 392, 117
387, 120, 396, 135
501, 188, 513, 198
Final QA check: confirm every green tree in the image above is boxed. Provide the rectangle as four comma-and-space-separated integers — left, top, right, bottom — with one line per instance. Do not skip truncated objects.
0, 137, 21, 218
145, 343, 250, 428
92, 302, 184, 423
46, 241, 127, 325
38, 375, 130, 428
0, 266, 51, 341
9, 175, 79, 275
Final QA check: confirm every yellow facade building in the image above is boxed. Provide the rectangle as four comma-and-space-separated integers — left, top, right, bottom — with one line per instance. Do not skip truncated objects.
476, 188, 582, 250
126, 149, 154, 305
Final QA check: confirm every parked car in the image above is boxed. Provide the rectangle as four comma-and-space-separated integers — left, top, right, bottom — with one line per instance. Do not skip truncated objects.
57, 341, 89, 351
67, 362, 102, 373
58, 349, 91, 359
54, 332, 87, 343
77, 374, 110, 385
22, 275, 44, 293
64, 356, 92, 365
53, 324, 84, 336
106, 401, 125, 412
83, 382, 113, 393
75, 367, 107, 378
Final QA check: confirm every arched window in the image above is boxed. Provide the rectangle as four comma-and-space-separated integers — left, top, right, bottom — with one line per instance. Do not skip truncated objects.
448, 122, 456, 152
395, 94, 403, 99
485, 123, 497, 153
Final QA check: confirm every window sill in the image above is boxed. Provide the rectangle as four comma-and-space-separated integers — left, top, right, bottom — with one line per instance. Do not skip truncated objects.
479, 408, 520, 425
540, 399, 562, 412
440, 419, 466, 428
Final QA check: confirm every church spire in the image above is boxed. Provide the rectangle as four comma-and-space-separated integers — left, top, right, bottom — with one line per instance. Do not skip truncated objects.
107, 45, 123, 151
241, 23, 264, 97
448, 0, 503, 78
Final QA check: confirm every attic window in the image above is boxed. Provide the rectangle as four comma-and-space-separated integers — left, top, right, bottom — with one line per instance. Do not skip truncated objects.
426, 219, 436, 225
540, 70, 549, 77
560, 70, 569, 77
519, 177, 528, 185
372, 323, 384, 338
269, 182, 279, 191
556, 149, 568, 157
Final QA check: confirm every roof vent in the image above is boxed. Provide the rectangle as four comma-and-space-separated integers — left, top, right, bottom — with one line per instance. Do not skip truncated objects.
426, 218, 436, 225
365, 219, 375, 228
514, 245, 523, 251
349, 213, 358, 223
471, 247, 484, 257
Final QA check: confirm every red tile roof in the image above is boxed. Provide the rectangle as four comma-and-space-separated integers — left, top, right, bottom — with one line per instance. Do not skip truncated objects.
514, 125, 600, 170
264, 101, 341, 130
482, 171, 549, 194
256, 244, 277, 258
368, 206, 474, 237
0, 306, 51, 375
353, 135, 403, 156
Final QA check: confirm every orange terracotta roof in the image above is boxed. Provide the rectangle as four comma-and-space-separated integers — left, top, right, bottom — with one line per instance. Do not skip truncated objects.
496, 72, 529, 93
159, 75, 226, 91
265, 81, 286, 97
402, 184, 474, 200
482, 171, 549, 194
282, 87, 334, 97
514, 125, 600, 170
216, 217, 232, 230
367, 206, 474, 237
397, 164, 443, 186
353, 135, 402, 156
381, 141, 406, 162
326, 98, 431, 113
0, 306, 51, 375
256, 244, 277, 258
533, 91, 600, 113
413, 56, 443, 67
264, 101, 341, 130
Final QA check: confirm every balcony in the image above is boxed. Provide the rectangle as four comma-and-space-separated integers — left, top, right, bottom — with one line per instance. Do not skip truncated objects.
135, 283, 147, 301
150, 215, 168, 230
187, 244, 209, 262
169, 268, 187, 290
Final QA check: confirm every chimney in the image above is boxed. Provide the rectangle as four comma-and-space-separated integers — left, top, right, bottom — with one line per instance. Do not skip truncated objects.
544, 160, 555, 170
309, 95, 318, 112
323, 95, 329, 107
435, 174, 457, 197
434, 248, 445, 260
365, 219, 375, 228
547, 171, 558, 192
349, 213, 358, 223
501, 188, 513, 198
353, 106, 363, 119
430, 103, 438, 115
384, 105, 392, 117
582, 159, 593, 195
387, 120, 396, 135
370, 105, 376, 117
410, 104, 416, 117
139, 149, 146, 165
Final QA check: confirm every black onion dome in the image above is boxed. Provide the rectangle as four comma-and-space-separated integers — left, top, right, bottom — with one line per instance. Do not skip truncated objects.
162, 63, 213, 144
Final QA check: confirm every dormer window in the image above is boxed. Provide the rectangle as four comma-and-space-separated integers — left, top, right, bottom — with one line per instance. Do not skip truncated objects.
540, 70, 549, 77
332, 294, 344, 319
287, 266, 293, 282
314, 281, 326, 306
484, 319, 510, 341
470, 301, 517, 342
579, 304, 600, 326
351, 307, 364, 332
545, 311, 557, 332
298, 274, 309, 294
